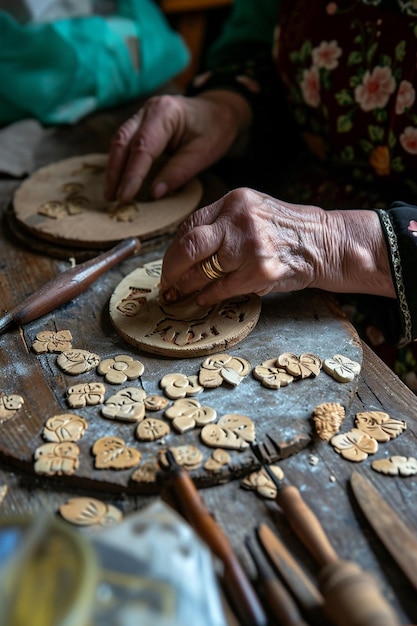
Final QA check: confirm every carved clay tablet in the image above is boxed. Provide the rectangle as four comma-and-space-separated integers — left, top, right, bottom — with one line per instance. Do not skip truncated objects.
13, 154, 203, 247
109, 260, 261, 357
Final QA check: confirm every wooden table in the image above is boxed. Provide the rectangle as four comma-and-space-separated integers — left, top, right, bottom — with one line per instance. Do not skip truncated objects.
1, 104, 417, 625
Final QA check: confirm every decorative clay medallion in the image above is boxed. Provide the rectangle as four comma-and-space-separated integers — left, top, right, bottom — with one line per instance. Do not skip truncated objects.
136, 418, 170, 441
198, 353, 251, 388
330, 428, 378, 462
109, 260, 261, 357
59, 497, 123, 528
101, 387, 146, 422
32, 329, 72, 354
97, 355, 144, 384
0, 393, 24, 421
92, 436, 141, 470
371, 455, 417, 476
34, 442, 80, 476
165, 398, 217, 433
67, 382, 106, 408
312, 402, 346, 442
56, 349, 100, 375
201, 414, 255, 450
42, 413, 88, 442
158, 445, 203, 471
323, 354, 361, 383
354, 411, 407, 442
160, 373, 203, 400
241, 465, 284, 499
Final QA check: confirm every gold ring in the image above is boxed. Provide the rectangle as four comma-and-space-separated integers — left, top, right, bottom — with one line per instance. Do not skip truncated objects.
200, 253, 226, 281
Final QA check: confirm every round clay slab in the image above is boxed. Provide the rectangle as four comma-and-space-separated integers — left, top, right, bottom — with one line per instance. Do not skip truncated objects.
13, 154, 203, 248
109, 259, 262, 357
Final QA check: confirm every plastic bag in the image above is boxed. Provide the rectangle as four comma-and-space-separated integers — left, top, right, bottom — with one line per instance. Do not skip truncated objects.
0, 0, 190, 125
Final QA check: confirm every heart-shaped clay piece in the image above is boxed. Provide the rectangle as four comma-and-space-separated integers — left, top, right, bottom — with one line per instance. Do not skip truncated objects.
92, 436, 141, 469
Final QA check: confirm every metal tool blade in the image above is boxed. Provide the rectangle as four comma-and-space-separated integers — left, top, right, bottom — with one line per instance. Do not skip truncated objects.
350, 471, 417, 592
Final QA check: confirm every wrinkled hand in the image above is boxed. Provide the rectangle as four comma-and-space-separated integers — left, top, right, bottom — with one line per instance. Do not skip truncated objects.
160, 188, 395, 306
105, 91, 251, 202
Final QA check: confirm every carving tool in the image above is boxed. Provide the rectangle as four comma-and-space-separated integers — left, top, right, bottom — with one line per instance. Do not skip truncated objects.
245, 533, 310, 626
350, 470, 417, 593
0, 237, 140, 335
256, 523, 326, 626
251, 443, 401, 626
163, 448, 267, 626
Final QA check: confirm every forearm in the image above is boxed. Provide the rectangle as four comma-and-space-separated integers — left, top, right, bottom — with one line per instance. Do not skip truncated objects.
318, 209, 396, 298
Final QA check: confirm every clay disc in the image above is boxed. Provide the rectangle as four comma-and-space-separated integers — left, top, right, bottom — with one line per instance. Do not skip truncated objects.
12, 154, 203, 248
109, 259, 262, 357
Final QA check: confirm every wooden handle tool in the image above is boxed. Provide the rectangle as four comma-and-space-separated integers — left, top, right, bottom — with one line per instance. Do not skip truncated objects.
0, 237, 140, 334
163, 449, 267, 626
245, 533, 309, 626
274, 483, 401, 626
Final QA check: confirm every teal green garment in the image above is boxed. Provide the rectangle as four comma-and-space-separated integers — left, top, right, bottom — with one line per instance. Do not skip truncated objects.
207, 0, 281, 67
0, 0, 190, 125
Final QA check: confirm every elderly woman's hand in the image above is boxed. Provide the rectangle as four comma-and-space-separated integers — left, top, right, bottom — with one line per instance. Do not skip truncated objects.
159, 188, 396, 306
104, 91, 252, 202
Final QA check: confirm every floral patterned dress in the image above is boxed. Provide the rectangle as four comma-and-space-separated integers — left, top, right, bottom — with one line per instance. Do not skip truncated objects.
191, 0, 417, 392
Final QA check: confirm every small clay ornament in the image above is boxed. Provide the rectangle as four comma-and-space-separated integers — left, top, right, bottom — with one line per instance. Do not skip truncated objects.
42, 413, 88, 442
34, 442, 80, 476
59, 497, 123, 528
92, 436, 141, 470
57, 349, 100, 375
32, 329, 73, 354
330, 428, 378, 462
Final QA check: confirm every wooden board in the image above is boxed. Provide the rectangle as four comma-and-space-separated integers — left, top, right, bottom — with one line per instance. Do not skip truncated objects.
0, 247, 362, 494
12, 154, 203, 249
109, 259, 262, 357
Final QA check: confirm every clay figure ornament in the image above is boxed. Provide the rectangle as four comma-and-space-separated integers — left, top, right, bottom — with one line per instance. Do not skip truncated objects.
109, 260, 261, 357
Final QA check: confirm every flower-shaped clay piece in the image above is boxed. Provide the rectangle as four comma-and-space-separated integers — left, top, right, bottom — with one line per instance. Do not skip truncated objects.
355, 411, 407, 442
0, 393, 24, 421
371, 455, 417, 477
34, 442, 80, 476
32, 329, 73, 354
201, 413, 255, 450
165, 398, 217, 433
330, 428, 378, 462
159, 445, 203, 471
277, 352, 322, 379
42, 413, 88, 443
92, 436, 141, 470
57, 349, 100, 375
199, 353, 251, 388
59, 497, 123, 528
97, 355, 144, 384
67, 382, 106, 408
253, 359, 294, 389
101, 387, 146, 422
323, 354, 361, 383
312, 402, 345, 441
160, 373, 203, 399
136, 418, 170, 441
241, 465, 284, 499
143, 395, 170, 411
131, 457, 160, 485
204, 448, 231, 472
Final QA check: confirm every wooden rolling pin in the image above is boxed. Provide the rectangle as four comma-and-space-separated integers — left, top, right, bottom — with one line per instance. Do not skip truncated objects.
275, 483, 401, 626
164, 449, 267, 626
0, 237, 140, 334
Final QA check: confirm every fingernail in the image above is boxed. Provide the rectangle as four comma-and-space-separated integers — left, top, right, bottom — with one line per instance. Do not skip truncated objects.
153, 181, 168, 199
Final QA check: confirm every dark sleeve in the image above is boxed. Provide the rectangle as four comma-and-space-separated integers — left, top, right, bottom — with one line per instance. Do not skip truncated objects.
375, 202, 417, 345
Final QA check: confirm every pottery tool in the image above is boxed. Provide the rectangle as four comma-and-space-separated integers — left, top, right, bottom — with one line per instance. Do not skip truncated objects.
250, 443, 401, 626
163, 448, 267, 626
245, 533, 309, 626
0, 237, 140, 335
350, 471, 417, 593
256, 523, 326, 626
